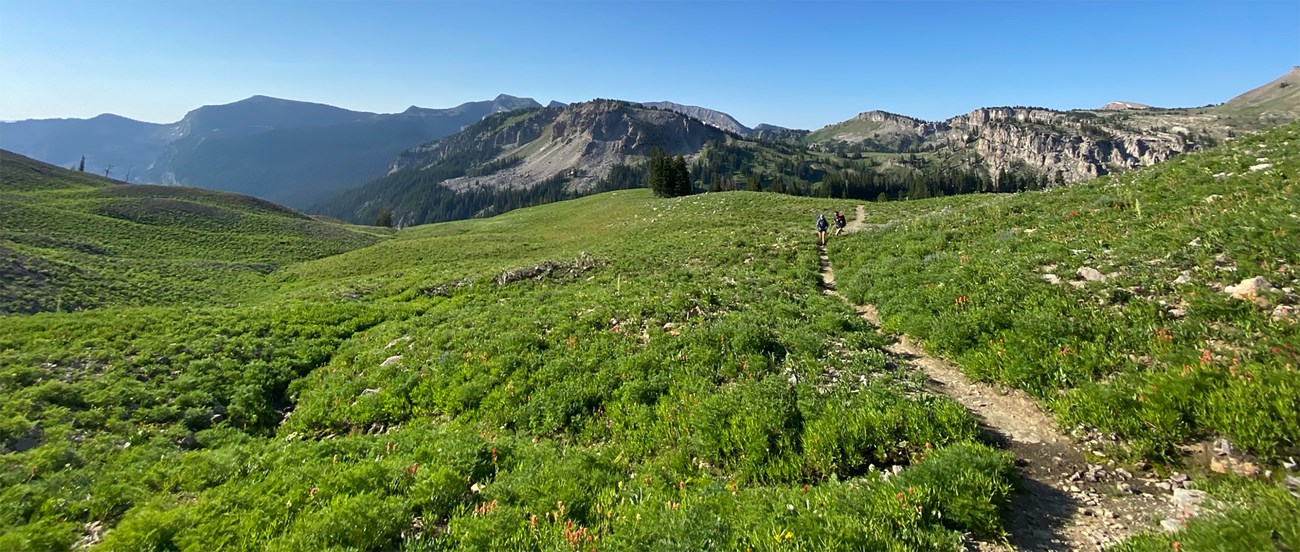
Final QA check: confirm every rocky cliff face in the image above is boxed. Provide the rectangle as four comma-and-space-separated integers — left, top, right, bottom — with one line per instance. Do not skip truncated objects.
943, 107, 1189, 182
802, 105, 1208, 183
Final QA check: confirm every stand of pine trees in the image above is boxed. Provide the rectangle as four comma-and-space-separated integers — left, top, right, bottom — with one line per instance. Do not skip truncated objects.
647, 146, 692, 197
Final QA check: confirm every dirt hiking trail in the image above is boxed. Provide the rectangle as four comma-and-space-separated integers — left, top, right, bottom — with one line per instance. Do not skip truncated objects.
817, 206, 1173, 551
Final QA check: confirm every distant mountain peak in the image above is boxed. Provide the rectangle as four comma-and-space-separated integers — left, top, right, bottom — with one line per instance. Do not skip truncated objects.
1099, 101, 1151, 111
639, 101, 750, 135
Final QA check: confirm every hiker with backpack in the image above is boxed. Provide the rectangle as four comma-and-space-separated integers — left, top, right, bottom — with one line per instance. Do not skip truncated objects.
833, 210, 847, 235
816, 213, 829, 246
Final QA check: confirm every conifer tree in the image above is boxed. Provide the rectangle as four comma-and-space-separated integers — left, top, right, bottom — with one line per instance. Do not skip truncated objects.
671, 155, 691, 196
647, 146, 670, 197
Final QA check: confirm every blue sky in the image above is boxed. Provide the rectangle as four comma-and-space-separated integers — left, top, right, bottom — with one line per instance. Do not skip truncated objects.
1, 0, 1296, 129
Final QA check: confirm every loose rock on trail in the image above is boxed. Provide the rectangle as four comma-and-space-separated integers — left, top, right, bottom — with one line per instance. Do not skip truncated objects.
818, 206, 1177, 551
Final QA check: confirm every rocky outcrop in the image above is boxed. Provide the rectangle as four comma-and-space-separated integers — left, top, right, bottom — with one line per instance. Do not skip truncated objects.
945, 107, 1188, 183
389, 100, 732, 193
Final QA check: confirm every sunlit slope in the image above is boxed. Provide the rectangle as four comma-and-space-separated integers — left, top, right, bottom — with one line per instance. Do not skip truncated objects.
0, 150, 385, 313
833, 122, 1300, 460
1, 186, 1021, 550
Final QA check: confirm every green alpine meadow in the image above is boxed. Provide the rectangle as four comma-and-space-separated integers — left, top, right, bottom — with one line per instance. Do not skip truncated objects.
3, 116, 1298, 550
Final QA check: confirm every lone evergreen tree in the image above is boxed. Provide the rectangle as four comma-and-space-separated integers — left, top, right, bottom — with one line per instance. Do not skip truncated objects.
78, 155, 85, 172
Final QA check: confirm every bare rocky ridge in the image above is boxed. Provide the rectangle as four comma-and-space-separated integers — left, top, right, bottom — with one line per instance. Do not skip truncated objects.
1099, 101, 1151, 111
390, 100, 733, 194
640, 101, 752, 135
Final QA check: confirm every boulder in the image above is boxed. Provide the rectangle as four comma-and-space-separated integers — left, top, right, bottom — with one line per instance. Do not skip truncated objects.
1226, 276, 1275, 299
1077, 267, 1107, 282
381, 355, 402, 366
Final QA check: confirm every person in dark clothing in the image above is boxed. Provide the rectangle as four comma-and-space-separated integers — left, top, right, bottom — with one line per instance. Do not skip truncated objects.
833, 210, 847, 235
816, 213, 829, 245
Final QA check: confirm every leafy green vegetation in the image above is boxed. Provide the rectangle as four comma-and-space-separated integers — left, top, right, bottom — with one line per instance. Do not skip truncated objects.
2, 154, 1013, 550
1111, 477, 1299, 551
0, 152, 384, 314
6, 118, 1296, 549
832, 122, 1300, 462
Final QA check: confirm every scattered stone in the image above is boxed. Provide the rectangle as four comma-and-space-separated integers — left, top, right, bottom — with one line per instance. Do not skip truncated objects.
1283, 457, 1297, 472
1273, 305, 1296, 322
1173, 271, 1192, 285
1117, 482, 1134, 494
1115, 468, 1133, 479
1203, 194, 1224, 204
1161, 518, 1184, 532
1155, 482, 1172, 491
1170, 472, 1189, 484
1042, 273, 1063, 285
1187, 237, 1202, 247
361, 388, 380, 396
77, 521, 106, 549
381, 355, 403, 367
1249, 163, 1273, 172
1077, 267, 1107, 282
179, 432, 199, 450
1172, 488, 1207, 515
1225, 276, 1275, 304
1214, 438, 1233, 456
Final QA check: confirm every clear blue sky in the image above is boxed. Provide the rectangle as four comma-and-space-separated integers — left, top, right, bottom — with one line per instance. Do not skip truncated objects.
1, 0, 1296, 130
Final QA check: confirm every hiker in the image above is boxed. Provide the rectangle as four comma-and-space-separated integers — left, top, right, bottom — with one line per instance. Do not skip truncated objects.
833, 210, 847, 235
816, 213, 829, 245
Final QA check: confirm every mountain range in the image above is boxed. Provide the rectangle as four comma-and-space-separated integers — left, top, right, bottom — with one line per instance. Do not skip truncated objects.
4, 68, 1299, 221
318, 68, 1300, 225
1, 94, 543, 208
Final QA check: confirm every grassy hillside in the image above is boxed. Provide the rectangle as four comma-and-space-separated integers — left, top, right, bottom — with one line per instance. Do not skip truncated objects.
1, 182, 1023, 550
833, 122, 1300, 462
0, 151, 386, 314
3, 122, 1296, 550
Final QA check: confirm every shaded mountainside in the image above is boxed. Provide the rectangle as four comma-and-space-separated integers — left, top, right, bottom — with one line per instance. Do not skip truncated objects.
0, 114, 170, 178
317, 100, 737, 225
0, 150, 384, 314
0, 94, 543, 209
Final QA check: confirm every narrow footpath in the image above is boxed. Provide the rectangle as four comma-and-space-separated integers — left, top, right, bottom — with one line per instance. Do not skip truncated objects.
818, 205, 1172, 551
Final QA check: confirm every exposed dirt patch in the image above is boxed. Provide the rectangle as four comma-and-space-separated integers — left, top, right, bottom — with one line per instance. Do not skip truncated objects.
819, 206, 1172, 551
